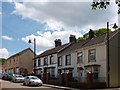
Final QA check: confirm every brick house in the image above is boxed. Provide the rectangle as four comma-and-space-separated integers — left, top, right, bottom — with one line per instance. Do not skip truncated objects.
3, 48, 34, 75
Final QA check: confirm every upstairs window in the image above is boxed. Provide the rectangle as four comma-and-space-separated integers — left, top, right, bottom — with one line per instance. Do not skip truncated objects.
77, 52, 83, 64
65, 54, 71, 65
50, 55, 54, 64
44, 57, 48, 65
38, 58, 41, 67
34, 60, 36, 67
58, 56, 62, 66
88, 49, 96, 62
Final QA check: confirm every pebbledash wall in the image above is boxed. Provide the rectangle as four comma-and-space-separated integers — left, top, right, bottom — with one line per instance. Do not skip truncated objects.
34, 30, 120, 87
34, 54, 58, 78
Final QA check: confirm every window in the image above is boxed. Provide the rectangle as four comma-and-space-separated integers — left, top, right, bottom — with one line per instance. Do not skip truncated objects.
9, 60, 11, 65
58, 69, 62, 75
51, 68, 55, 77
16, 68, 19, 73
34, 60, 36, 67
44, 57, 48, 65
93, 67, 99, 79
88, 49, 96, 62
58, 56, 62, 66
77, 52, 83, 64
38, 58, 41, 67
50, 56, 54, 64
65, 54, 71, 65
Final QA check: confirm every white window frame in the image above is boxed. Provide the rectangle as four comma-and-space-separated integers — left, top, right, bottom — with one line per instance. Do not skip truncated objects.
44, 57, 48, 65
65, 54, 71, 65
58, 56, 62, 66
88, 49, 96, 62
38, 58, 41, 67
77, 52, 83, 64
50, 55, 54, 64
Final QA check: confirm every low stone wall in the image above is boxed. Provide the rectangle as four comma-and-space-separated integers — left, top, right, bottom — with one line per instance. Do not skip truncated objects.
48, 79, 60, 86
42, 72, 106, 89
68, 82, 87, 89
92, 82, 106, 89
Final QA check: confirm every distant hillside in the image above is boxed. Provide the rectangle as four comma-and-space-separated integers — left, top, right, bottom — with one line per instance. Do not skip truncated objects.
0, 58, 5, 65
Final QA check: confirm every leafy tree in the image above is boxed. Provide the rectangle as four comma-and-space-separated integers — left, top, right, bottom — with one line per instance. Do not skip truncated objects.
77, 28, 111, 42
91, 0, 120, 14
77, 37, 86, 43
0, 58, 6, 65
94, 28, 111, 36
91, 1, 110, 9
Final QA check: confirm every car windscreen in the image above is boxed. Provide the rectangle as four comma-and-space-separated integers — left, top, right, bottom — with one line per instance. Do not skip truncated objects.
30, 77, 38, 80
16, 75, 23, 78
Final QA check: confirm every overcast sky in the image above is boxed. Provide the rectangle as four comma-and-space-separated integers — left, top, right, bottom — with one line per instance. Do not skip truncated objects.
1, 0, 119, 58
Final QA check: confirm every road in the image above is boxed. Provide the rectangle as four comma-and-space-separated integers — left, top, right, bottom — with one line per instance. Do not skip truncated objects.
1, 80, 62, 90
1, 80, 120, 90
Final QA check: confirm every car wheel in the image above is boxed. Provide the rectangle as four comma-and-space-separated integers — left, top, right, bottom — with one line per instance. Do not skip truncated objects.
23, 82, 26, 85
26, 82, 29, 86
29, 82, 31, 86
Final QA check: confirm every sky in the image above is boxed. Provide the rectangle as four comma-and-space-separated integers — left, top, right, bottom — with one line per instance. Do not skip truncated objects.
0, 0, 119, 59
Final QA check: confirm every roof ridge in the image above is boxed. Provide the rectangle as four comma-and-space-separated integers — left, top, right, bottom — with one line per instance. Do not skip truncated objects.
7, 48, 32, 60
58, 43, 72, 53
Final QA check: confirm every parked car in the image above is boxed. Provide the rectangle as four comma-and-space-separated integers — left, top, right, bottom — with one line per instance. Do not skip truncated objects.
0, 72, 3, 79
12, 74, 24, 83
2, 73, 15, 80
23, 76, 43, 86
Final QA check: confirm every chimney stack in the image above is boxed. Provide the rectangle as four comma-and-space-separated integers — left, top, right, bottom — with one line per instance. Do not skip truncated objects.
54, 39, 62, 47
69, 35, 76, 43
88, 29, 94, 39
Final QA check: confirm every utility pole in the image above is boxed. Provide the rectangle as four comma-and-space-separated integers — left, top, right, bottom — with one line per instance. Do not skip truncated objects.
106, 22, 110, 87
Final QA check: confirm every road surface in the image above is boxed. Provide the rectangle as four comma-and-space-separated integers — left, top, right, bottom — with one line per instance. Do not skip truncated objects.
1, 80, 62, 90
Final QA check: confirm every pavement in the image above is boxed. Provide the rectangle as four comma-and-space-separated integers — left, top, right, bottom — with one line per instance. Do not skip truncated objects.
43, 84, 79, 90
43, 84, 120, 90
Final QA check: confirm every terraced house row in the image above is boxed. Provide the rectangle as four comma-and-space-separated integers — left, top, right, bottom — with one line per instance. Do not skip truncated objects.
34, 29, 120, 87
2, 29, 120, 87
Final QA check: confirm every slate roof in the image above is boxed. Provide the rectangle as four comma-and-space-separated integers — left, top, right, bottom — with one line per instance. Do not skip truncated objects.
59, 30, 119, 53
36, 43, 70, 58
36, 30, 119, 58
7, 48, 33, 60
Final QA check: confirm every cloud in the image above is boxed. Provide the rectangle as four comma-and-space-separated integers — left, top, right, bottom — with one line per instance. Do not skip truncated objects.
0, 48, 9, 58
12, 2, 118, 31
2, 35, 13, 40
22, 30, 81, 49
37, 50, 44, 55
44, 19, 64, 31
13, 2, 118, 53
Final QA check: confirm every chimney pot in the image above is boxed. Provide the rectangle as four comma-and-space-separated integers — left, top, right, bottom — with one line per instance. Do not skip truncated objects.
69, 35, 76, 43
88, 29, 94, 39
55, 39, 62, 47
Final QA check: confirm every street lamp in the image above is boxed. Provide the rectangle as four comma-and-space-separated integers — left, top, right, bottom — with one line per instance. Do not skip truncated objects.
28, 38, 36, 58
106, 22, 118, 87
28, 38, 36, 74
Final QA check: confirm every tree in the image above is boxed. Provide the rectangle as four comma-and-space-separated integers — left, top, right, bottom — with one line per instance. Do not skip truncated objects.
94, 28, 111, 36
77, 28, 111, 42
77, 37, 86, 43
91, 0, 120, 14
0, 58, 6, 65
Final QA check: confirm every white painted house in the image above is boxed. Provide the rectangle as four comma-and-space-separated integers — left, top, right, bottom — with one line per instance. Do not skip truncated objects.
34, 29, 120, 87
34, 38, 72, 78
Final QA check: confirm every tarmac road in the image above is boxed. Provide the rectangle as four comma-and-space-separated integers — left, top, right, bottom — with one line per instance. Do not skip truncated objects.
1, 80, 62, 90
